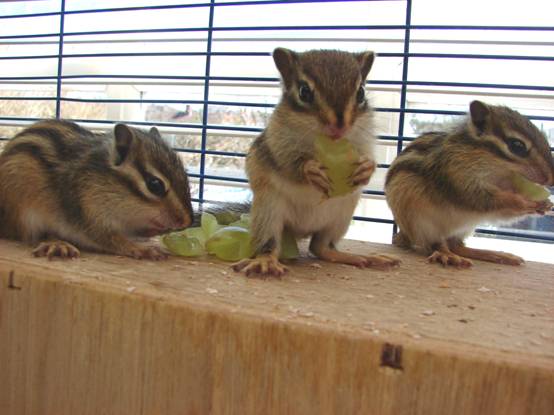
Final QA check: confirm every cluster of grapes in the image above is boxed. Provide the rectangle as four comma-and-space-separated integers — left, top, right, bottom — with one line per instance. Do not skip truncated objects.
162, 134, 368, 261
162, 212, 299, 261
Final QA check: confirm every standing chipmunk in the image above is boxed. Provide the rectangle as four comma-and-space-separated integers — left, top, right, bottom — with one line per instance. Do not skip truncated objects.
0, 120, 193, 259
232, 48, 400, 276
385, 100, 554, 268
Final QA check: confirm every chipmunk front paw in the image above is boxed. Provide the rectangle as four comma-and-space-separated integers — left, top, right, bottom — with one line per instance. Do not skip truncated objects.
303, 159, 331, 196
534, 199, 553, 215
33, 240, 80, 260
498, 192, 550, 216
127, 246, 168, 260
350, 156, 376, 186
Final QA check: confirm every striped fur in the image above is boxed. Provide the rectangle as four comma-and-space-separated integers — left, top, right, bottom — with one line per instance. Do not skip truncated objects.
385, 101, 554, 257
231, 48, 400, 275
0, 120, 193, 258
248, 49, 375, 253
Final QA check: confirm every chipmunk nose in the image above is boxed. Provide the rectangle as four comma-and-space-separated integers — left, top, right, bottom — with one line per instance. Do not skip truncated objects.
174, 212, 192, 229
324, 124, 348, 140
324, 111, 350, 139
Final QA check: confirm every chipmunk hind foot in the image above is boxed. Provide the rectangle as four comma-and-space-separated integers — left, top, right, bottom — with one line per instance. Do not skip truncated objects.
447, 240, 524, 266
426, 242, 472, 269
232, 253, 288, 278
315, 247, 400, 270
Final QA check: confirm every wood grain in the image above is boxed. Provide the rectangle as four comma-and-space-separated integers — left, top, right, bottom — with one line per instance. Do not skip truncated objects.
0, 238, 553, 415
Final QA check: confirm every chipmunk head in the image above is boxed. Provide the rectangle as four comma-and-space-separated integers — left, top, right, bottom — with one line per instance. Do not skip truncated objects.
111, 124, 193, 236
273, 48, 375, 140
468, 100, 554, 186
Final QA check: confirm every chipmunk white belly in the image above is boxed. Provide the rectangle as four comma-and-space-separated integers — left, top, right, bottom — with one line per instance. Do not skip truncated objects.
270, 173, 361, 237
411, 204, 526, 249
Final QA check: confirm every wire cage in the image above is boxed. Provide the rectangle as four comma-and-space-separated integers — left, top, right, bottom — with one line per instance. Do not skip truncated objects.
0, 0, 553, 256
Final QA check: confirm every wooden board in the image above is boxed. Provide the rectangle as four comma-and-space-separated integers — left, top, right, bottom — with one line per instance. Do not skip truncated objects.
0, 238, 553, 415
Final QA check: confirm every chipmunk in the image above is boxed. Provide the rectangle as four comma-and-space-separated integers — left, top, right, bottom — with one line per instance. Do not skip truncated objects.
232, 48, 401, 276
385, 100, 554, 268
0, 120, 193, 260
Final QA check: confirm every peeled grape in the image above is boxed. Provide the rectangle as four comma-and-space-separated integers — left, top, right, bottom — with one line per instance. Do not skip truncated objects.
213, 210, 241, 225
205, 226, 254, 261
163, 212, 300, 261
229, 213, 252, 230
201, 212, 221, 238
162, 232, 205, 257
511, 174, 550, 201
183, 227, 207, 245
280, 229, 300, 259
314, 134, 359, 197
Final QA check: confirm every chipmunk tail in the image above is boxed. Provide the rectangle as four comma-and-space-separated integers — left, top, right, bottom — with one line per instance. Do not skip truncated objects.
392, 230, 411, 249
192, 201, 251, 227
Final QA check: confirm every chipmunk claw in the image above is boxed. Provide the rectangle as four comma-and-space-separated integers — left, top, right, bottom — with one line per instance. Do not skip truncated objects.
317, 249, 400, 270
534, 199, 553, 215
128, 246, 168, 261
364, 254, 401, 270
303, 159, 331, 195
350, 156, 376, 186
427, 251, 473, 268
232, 255, 288, 277
33, 240, 81, 260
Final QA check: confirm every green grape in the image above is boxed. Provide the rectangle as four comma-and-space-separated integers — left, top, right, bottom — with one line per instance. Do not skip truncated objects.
229, 219, 249, 229
229, 214, 251, 230
314, 134, 359, 197
162, 232, 205, 257
183, 227, 207, 245
280, 228, 299, 259
201, 212, 221, 238
511, 174, 550, 201
213, 210, 241, 225
164, 212, 300, 261
205, 226, 255, 261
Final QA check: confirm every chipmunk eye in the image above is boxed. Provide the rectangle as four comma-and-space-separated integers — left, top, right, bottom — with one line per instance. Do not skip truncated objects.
146, 175, 166, 197
507, 138, 528, 157
356, 86, 366, 104
298, 82, 314, 103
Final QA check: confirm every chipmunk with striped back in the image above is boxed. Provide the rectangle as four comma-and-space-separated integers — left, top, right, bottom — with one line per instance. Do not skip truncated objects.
0, 120, 193, 259
385, 100, 554, 268
232, 48, 400, 277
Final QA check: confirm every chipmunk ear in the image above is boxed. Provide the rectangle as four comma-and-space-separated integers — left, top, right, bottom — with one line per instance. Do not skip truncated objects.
113, 123, 135, 165
149, 126, 161, 139
273, 47, 298, 89
469, 100, 490, 133
355, 51, 376, 80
